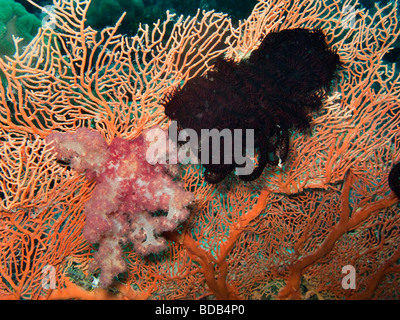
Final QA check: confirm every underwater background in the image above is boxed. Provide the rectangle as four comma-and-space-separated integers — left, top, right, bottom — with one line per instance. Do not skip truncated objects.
0, 0, 399, 300
3, 0, 400, 63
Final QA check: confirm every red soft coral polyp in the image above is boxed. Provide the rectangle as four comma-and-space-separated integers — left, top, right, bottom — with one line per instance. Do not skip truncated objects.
46, 127, 194, 286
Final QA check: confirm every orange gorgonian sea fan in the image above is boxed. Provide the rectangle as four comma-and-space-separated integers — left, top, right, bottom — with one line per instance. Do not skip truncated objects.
0, 0, 399, 299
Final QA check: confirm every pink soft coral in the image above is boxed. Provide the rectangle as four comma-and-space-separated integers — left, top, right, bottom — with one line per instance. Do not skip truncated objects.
46, 127, 194, 286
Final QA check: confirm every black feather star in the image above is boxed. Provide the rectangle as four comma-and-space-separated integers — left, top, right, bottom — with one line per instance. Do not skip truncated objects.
162, 28, 341, 184
389, 162, 400, 199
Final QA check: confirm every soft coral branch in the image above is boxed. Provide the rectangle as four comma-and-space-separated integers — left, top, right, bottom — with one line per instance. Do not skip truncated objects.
46, 127, 194, 286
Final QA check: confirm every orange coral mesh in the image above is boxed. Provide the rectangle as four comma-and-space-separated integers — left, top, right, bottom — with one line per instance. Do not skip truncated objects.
0, 0, 399, 299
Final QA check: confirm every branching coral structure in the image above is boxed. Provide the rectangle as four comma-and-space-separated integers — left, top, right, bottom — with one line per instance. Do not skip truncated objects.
46, 128, 194, 286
